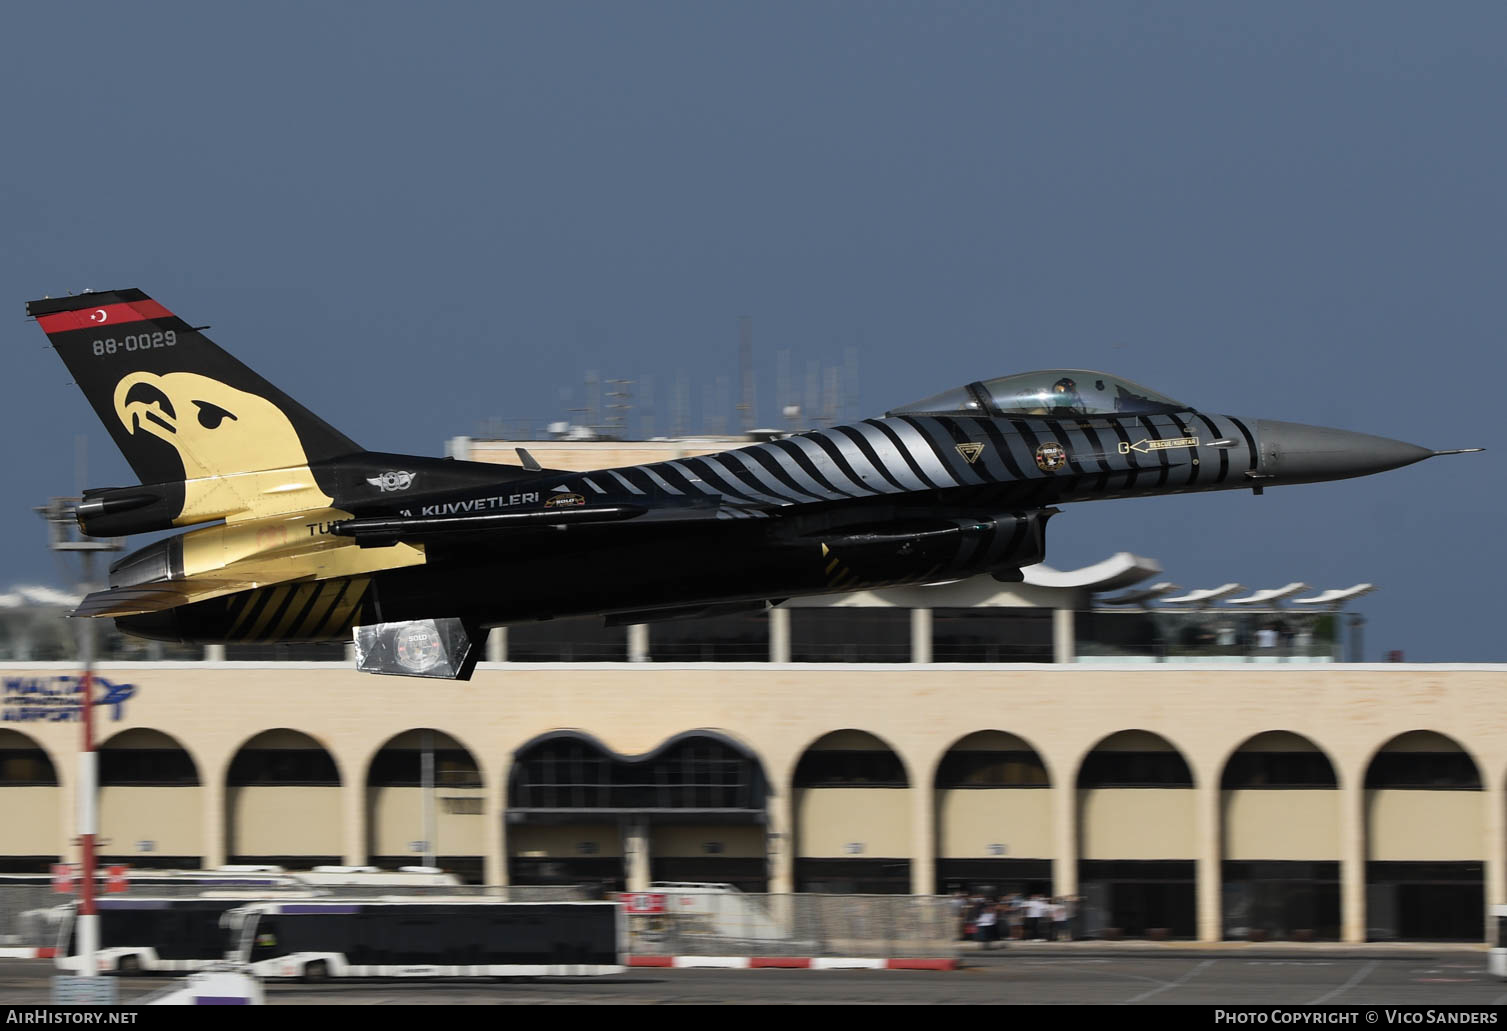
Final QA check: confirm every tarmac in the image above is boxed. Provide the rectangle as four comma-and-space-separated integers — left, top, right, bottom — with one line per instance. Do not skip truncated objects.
953, 937, 1490, 959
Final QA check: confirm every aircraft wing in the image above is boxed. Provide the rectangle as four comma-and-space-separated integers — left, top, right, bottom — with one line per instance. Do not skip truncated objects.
73, 570, 316, 618
75, 499, 740, 618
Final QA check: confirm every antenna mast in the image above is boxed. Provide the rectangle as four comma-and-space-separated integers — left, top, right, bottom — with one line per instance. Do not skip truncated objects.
737, 316, 755, 433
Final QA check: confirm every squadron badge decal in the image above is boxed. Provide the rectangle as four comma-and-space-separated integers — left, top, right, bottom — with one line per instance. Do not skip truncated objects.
954, 442, 985, 464
368, 471, 415, 492
1034, 441, 1068, 473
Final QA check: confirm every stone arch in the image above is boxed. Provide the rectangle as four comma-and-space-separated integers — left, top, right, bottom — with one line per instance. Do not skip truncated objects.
1363, 730, 1482, 790
364, 728, 485, 881
224, 728, 342, 866
932, 730, 1052, 789
0, 728, 60, 871
932, 730, 1053, 897
792, 729, 910, 788
1218, 730, 1342, 942
791, 729, 911, 893
1076, 729, 1194, 789
227, 729, 343, 787
0, 727, 58, 786
1075, 729, 1197, 939
1220, 730, 1339, 790
1362, 730, 1484, 942
96, 727, 204, 869
99, 728, 200, 786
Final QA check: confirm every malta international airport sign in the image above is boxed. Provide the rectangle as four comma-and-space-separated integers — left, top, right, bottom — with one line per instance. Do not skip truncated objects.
2, 675, 137, 723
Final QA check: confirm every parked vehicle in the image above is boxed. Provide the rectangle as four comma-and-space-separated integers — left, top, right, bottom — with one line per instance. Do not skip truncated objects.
225, 899, 623, 979
55, 897, 260, 974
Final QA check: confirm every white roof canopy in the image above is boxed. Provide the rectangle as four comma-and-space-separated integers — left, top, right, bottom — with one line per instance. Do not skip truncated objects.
1293, 585, 1377, 607
1019, 552, 1162, 592
1225, 583, 1308, 606
1160, 583, 1245, 605
1096, 583, 1181, 606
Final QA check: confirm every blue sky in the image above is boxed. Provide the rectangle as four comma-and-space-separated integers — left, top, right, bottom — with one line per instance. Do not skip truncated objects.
3, 2, 1501, 659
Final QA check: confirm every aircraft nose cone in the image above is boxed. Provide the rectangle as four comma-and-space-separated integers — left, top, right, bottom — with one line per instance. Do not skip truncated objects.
1254, 419, 1435, 484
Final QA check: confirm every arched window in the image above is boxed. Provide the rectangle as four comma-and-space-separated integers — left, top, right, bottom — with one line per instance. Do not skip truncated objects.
227, 731, 339, 786
510, 733, 765, 811
1077, 731, 1192, 788
99, 729, 198, 786
0, 731, 56, 786
793, 731, 908, 788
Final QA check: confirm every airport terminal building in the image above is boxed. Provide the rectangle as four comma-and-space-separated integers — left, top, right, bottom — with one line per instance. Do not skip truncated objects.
2, 437, 1501, 945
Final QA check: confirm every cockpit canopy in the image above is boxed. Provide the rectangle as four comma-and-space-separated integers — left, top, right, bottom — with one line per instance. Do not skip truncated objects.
887, 370, 1190, 419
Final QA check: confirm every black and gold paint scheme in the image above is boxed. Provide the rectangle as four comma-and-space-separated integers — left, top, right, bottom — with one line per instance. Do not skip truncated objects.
221, 578, 373, 643
28, 289, 1457, 649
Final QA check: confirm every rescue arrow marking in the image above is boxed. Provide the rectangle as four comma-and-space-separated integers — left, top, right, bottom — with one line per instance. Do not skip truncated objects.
1117, 436, 1199, 455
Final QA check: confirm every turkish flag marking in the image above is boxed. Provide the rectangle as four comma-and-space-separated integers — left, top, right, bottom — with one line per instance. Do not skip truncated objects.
36, 300, 174, 335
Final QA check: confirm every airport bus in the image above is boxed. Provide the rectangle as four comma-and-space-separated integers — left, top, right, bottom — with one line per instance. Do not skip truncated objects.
226, 899, 624, 979
41, 868, 460, 974
54, 897, 263, 974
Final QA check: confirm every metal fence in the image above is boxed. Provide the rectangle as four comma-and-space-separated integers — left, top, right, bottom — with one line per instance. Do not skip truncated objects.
3, 884, 953, 958
623, 892, 955, 958
1, 885, 60, 946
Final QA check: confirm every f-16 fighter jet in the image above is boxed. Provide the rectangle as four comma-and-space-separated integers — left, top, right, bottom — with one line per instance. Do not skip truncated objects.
27, 290, 1480, 678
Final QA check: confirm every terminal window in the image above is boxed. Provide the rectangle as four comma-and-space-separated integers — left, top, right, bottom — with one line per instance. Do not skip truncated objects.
789, 609, 910, 663
793, 750, 908, 788
1076, 751, 1193, 788
934, 750, 1049, 788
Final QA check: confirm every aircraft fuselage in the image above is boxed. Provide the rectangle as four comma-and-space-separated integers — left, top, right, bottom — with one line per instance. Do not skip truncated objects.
115, 407, 1429, 645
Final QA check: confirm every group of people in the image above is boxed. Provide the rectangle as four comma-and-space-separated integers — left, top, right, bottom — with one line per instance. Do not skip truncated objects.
952, 890, 1078, 948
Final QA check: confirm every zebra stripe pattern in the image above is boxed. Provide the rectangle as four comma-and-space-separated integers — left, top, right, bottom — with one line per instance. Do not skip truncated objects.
571, 413, 1259, 516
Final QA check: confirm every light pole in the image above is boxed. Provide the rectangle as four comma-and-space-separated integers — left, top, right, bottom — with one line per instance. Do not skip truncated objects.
37, 498, 120, 990
1347, 613, 1366, 664
422, 729, 436, 871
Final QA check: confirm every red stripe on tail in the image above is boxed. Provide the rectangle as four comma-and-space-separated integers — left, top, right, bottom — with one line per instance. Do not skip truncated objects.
36, 300, 174, 335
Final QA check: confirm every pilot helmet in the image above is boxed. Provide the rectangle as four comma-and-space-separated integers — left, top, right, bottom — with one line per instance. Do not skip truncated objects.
1050, 377, 1080, 407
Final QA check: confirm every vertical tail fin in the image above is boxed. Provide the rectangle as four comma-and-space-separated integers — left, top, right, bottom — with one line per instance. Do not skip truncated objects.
27, 289, 360, 486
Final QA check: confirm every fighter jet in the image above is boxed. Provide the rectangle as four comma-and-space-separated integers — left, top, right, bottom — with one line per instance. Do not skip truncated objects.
27, 289, 1480, 679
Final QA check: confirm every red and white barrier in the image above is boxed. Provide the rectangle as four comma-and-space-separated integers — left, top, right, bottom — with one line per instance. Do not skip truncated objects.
627, 955, 955, 971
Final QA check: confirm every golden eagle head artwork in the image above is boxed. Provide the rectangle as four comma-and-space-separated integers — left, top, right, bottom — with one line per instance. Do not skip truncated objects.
112, 371, 331, 520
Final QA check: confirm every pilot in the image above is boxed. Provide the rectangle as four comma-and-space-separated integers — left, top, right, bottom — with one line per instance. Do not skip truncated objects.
1048, 377, 1085, 414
